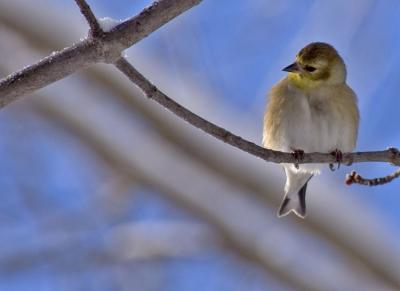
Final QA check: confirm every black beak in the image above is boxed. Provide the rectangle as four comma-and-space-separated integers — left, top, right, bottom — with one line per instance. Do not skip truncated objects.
282, 62, 301, 73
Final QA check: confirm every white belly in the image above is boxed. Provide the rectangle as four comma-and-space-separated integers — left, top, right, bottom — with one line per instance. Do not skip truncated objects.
280, 95, 352, 153
277, 91, 354, 173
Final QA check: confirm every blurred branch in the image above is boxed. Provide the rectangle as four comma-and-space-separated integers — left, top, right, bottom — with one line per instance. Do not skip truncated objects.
32, 98, 317, 291
0, 0, 202, 106
0, 0, 398, 183
107, 222, 217, 260
0, 222, 216, 274
1, 15, 399, 288
91, 68, 400, 285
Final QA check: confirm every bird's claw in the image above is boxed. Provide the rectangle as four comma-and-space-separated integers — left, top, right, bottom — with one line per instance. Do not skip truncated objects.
329, 149, 343, 171
291, 149, 305, 169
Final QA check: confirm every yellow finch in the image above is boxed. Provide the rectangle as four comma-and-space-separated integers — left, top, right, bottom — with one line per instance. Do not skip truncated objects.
263, 42, 359, 218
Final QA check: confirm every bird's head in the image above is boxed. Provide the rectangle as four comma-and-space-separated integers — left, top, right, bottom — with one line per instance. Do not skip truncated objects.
283, 42, 346, 89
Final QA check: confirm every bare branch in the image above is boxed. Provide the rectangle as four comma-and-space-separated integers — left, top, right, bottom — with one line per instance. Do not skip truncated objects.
74, 0, 103, 37
32, 98, 315, 291
0, 0, 202, 107
346, 169, 400, 186
1, 2, 399, 289
0, 0, 398, 186
114, 57, 400, 172
107, 221, 217, 260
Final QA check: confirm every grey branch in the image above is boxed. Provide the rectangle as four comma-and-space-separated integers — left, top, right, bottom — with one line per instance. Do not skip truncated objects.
114, 57, 400, 170
346, 169, 400, 186
32, 98, 314, 291
0, 0, 398, 185
74, 0, 103, 37
0, 0, 202, 107
2, 2, 395, 282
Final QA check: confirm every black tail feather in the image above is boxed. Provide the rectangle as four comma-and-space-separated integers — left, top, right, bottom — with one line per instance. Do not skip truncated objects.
278, 175, 313, 218
297, 181, 308, 216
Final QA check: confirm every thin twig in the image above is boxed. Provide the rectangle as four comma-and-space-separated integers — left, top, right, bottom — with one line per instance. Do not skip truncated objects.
114, 57, 400, 169
0, 0, 202, 106
1, 0, 399, 185
346, 169, 400, 186
74, 0, 103, 37
33, 98, 314, 291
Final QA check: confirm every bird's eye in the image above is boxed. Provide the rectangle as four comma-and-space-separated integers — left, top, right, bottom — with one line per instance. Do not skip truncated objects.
304, 65, 316, 72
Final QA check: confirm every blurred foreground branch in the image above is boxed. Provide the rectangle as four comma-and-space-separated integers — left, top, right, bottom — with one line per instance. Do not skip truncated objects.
0, 222, 214, 274
0, 0, 398, 186
107, 222, 217, 260
32, 99, 314, 291
1, 1, 399, 289
1, 22, 398, 289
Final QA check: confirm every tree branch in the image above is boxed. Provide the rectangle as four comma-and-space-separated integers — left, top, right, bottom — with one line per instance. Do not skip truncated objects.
32, 98, 314, 291
346, 169, 400, 186
0, 0, 202, 107
114, 57, 400, 173
0, 1, 398, 288
1, 0, 398, 187
74, 0, 103, 37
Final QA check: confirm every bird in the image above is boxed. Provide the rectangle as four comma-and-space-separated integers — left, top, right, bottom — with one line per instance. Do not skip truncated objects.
263, 42, 359, 218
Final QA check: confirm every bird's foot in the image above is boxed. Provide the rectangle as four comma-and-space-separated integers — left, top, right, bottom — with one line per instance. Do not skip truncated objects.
291, 148, 305, 169
329, 149, 343, 171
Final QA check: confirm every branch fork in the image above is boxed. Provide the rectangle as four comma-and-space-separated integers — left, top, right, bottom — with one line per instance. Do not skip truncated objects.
0, 0, 398, 187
